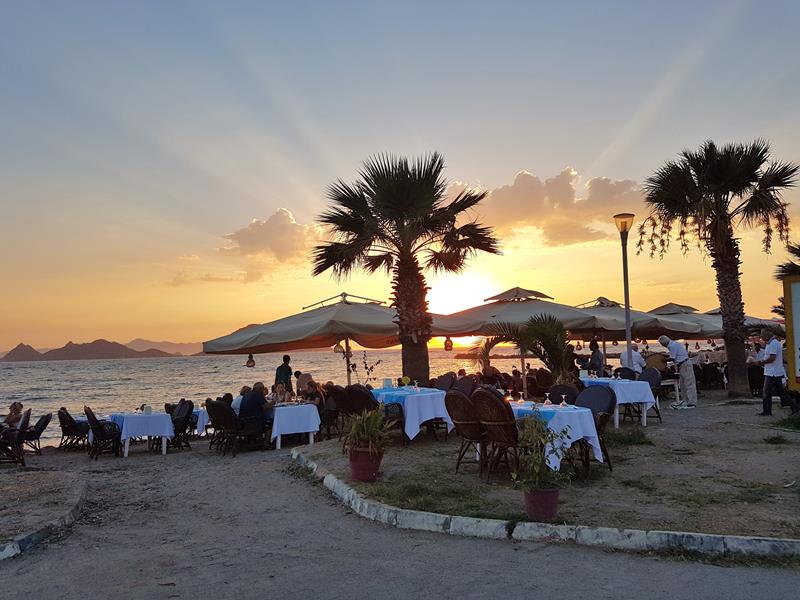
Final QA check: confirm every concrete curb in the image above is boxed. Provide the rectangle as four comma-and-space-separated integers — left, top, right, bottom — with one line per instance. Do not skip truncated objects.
291, 448, 800, 558
0, 477, 88, 561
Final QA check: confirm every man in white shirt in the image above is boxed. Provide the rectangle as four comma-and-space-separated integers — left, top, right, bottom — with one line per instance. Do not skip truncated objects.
619, 343, 646, 374
756, 330, 789, 416
658, 335, 697, 409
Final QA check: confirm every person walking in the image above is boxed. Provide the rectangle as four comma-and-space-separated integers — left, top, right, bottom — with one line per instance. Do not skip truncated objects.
275, 355, 293, 394
658, 335, 697, 409
756, 329, 795, 416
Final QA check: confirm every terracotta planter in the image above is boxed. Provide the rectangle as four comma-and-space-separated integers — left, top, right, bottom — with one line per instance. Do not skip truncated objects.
523, 488, 560, 521
348, 448, 384, 482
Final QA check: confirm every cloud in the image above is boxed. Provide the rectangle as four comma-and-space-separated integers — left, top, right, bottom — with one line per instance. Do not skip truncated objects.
461, 168, 645, 245
178, 254, 200, 262
168, 270, 257, 286
220, 208, 322, 262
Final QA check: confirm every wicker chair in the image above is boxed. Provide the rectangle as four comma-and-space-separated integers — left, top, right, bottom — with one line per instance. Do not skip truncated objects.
547, 383, 579, 405
23, 413, 52, 455
452, 375, 477, 397
535, 369, 554, 392
318, 392, 340, 441
168, 399, 194, 451
0, 409, 30, 466
84, 406, 121, 460
57, 408, 90, 450
472, 386, 519, 479
444, 389, 485, 473
574, 386, 616, 473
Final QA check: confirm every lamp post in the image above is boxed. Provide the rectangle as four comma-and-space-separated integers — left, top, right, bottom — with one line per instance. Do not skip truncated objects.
613, 213, 635, 371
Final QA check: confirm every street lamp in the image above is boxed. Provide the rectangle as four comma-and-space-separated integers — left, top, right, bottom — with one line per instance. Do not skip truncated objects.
613, 213, 635, 371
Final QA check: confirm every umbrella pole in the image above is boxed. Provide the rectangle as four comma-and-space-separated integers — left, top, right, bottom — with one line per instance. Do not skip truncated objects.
520, 351, 527, 398
602, 335, 607, 374
345, 337, 352, 386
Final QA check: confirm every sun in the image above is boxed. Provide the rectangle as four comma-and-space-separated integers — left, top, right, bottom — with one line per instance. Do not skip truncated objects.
426, 272, 498, 315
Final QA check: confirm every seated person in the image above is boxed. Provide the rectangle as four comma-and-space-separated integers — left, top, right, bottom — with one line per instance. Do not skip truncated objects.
511, 368, 524, 393
294, 371, 313, 398
457, 368, 467, 379
231, 386, 251, 415
268, 382, 293, 404
304, 381, 325, 412
239, 382, 273, 427
3, 402, 23, 427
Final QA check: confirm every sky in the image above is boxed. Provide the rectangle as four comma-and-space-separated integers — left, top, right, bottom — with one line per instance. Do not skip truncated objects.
1, 1, 800, 349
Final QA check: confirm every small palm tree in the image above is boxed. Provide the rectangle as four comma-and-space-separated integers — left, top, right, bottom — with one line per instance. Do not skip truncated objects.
474, 315, 575, 384
639, 139, 798, 395
312, 153, 499, 382
771, 243, 800, 319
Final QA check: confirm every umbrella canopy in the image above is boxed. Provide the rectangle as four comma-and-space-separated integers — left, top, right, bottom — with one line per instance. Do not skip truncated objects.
578, 297, 702, 339
440, 298, 627, 335
647, 303, 723, 338
703, 307, 783, 330
483, 287, 553, 302
203, 297, 484, 355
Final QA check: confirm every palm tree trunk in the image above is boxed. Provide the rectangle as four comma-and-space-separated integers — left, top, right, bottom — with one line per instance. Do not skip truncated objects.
711, 238, 748, 396
392, 255, 433, 383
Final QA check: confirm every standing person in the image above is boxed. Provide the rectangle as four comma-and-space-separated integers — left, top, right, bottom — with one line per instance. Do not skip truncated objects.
245, 354, 255, 368
620, 343, 646, 375
658, 336, 697, 409
756, 329, 795, 415
275, 355, 293, 394
586, 340, 605, 376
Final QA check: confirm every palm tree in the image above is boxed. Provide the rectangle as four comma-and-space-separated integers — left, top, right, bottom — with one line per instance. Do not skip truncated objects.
639, 139, 798, 395
312, 153, 500, 382
474, 315, 576, 384
771, 242, 800, 319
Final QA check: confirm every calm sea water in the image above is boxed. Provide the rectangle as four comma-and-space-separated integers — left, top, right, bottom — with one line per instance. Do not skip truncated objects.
1, 348, 541, 442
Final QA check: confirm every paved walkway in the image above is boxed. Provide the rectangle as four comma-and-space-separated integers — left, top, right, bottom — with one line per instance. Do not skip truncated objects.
1, 446, 798, 599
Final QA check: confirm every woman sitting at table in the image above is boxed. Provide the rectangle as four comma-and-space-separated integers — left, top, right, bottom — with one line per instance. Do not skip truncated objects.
3, 402, 23, 427
586, 340, 605, 375
268, 382, 294, 404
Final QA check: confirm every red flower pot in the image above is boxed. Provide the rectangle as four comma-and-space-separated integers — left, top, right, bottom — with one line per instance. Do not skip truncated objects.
348, 448, 384, 482
523, 489, 560, 522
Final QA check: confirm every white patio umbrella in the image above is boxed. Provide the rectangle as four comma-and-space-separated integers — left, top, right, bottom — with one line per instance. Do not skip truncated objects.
483, 287, 554, 302
649, 303, 723, 338
578, 297, 702, 339
202, 293, 484, 384
703, 307, 784, 331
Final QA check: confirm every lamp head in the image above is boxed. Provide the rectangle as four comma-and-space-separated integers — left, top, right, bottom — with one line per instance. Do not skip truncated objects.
613, 213, 635, 233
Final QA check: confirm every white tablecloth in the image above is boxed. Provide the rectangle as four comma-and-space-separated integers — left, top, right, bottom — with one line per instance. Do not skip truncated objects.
194, 409, 209, 433
511, 403, 602, 470
373, 387, 454, 440
580, 378, 656, 408
115, 413, 175, 441
271, 404, 320, 441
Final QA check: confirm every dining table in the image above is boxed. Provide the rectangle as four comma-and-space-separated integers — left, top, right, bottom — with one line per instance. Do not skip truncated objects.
372, 386, 454, 440
271, 403, 320, 450
579, 377, 657, 428
509, 401, 602, 470
81, 413, 175, 457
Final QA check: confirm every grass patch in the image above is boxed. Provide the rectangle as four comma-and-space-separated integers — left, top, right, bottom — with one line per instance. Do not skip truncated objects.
605, 427, 653, 448
648, 548, 800, 570
620, 478, 658, 494
775, 413, 800, 431
669, 481, 778, 508
764, 434, 790, 445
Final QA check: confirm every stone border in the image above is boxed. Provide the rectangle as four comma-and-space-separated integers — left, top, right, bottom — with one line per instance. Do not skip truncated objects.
0, 477, 88, 561
291, 448, 800, 559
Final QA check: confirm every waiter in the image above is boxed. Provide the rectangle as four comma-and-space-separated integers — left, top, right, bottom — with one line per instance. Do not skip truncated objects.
658, 335, 697, 409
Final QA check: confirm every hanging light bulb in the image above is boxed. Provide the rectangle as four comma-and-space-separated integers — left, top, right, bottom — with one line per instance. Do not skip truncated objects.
612, 340, 619, 346
710, 340, 717, 348
576, 342, 583, 351
444, 336, 453, 352
333, 342, 345, 354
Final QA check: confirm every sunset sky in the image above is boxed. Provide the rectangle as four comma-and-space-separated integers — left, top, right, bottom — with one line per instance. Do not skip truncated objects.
2, 1, 800, 350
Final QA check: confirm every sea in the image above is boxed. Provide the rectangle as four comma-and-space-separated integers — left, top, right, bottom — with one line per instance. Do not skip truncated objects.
2, 348, 548, 442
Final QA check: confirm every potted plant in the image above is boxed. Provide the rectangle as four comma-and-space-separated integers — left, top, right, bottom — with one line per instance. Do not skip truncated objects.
342, 409, 394, 482
512, 416, 571, 521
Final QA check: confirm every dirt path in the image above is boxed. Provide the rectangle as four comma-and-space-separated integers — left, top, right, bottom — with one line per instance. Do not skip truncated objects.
1, 444, 798, 599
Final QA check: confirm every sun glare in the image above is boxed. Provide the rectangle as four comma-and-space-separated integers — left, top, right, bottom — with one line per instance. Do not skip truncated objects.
427, 273, 498, 315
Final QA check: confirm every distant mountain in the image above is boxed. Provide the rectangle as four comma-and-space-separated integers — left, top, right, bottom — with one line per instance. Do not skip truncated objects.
1, 343, 43, 362
126, 338, 203, 356
0, 339, 176, 362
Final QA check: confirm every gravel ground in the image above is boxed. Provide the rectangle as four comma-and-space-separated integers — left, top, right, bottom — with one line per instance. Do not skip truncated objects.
1, 436, 799, 599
